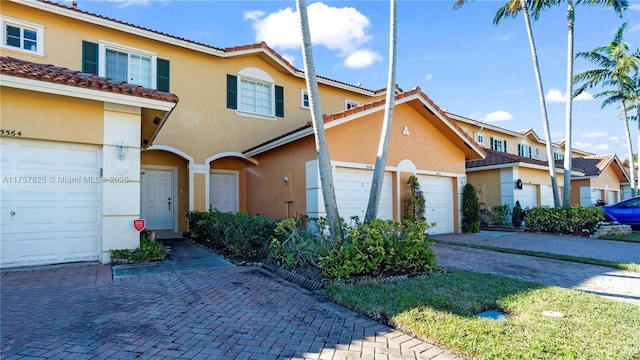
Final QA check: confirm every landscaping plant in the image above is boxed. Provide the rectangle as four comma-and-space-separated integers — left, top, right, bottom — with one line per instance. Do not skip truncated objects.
462, 183, 480, 233
404, 175, 425, 222
511, 200, 525, 228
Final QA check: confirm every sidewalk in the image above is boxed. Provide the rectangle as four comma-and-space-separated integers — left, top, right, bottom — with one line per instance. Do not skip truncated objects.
431, 230, 640, 264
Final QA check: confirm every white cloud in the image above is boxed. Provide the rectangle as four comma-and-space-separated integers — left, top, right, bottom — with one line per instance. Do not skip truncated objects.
582, 131, 607, 138
545, 88, 594, 103
592, 144, 611, 151
344, 49, 382, 68
425, 74, 433, 81
246, 2, 381, 68
98, 0, 156, 8
631, 4, 640, 10
489, 34, 511, 42
629, 24, 640, 33
280, 53, 296, 65
244, 10, 265, 21
482, 110, 513, 122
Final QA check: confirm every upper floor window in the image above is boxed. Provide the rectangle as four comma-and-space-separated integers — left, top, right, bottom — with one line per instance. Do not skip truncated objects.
476, 133, 485, 145
490, 137, 507, 153
518, 143, 532, 158
553, 150, 564, 161
345, 99, 359, 110
1, 17, 44, 56
301, 89, 309, 109
226, 67, 284, 120
82, 40, 170, 91
535, 147, 541, 157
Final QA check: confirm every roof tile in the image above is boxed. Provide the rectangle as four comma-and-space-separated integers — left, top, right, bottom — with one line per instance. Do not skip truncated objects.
1, 56, 179, 103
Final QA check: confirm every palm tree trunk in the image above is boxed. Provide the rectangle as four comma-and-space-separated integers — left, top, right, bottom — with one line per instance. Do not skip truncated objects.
563, 0, 575, 207
520, 0, 561, 207
296, 0, 342, 239
620, 86, 636, 198
365, 0, 397, 223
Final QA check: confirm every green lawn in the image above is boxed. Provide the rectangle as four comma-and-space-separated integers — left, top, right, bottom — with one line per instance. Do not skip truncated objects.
325, 270, 640, 360
597, 232, 640, 243
433, 239, 639, 273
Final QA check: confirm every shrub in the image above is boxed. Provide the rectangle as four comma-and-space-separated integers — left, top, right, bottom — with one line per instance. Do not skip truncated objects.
490, 204, 510, 226
525, 206, 606, 234
319, 220, 436, 279
462, 183, 480, 233
511, 201, 525, 228
110, 235, 167, 264
268, 216, 330, 269
404, 175, 425, 222
187, 210, 276, 261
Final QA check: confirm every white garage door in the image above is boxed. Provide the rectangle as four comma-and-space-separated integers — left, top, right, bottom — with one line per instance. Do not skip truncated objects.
334, 168, 393, 223
518, 184, 538, 209
417, 175, 454, 234
1, 138, 102, 268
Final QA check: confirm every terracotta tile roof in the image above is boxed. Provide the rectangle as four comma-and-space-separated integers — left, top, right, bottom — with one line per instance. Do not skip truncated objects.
1, 56, 179, 103
572, 154, 617, 177
33, 0, 378, 94
467, 148, 565, 169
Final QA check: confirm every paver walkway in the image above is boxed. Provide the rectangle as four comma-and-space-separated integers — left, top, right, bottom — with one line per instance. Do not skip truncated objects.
1, 264, 463, 360
432, 243, 640, 306
432, 231, 640, 264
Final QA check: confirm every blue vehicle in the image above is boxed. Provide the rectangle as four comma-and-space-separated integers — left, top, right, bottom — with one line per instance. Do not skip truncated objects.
601, 196, 640, 229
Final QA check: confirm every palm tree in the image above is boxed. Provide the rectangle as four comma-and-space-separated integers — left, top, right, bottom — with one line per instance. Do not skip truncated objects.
574, 22, 640, 197
559, 0, 625, 207
456, 0, 561, 207
295, 0, 342, 239
364, 0, 397, 223
624, 59, 639, 195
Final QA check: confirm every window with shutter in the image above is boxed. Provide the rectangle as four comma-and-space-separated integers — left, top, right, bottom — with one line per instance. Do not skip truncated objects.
227, 68, 284, 120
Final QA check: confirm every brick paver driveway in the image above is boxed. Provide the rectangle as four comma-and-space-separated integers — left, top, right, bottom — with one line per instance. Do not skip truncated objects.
1, 265, 462, 360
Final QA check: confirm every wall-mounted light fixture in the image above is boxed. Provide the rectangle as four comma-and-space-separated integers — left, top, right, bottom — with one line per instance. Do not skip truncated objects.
402, 126, 410, 136
515, 179, 523, 189
283, 176, 289, 184
118, 140, 126, 161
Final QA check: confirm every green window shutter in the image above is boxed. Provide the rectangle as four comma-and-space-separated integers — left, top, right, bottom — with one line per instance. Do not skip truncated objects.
227, 74, 237, 109
490, 137, 495, 151
503, 140, 508, 153
275, 85, 284, 117
157, 58, 170, 92
82, 41, 98, 75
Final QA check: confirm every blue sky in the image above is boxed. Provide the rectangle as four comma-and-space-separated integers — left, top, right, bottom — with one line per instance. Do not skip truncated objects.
70, 0, 639, 157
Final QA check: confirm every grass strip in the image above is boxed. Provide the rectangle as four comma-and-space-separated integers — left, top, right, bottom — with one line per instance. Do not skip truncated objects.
433, 239, 639, 273
326, 270, 640, 360
595, 233, 640, 243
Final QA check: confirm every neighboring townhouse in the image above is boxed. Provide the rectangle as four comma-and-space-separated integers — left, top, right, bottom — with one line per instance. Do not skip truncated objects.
244, 88, 485, 234
0, 57, 178, 268
572, 154, 629, 206
0, 0, 484, 267
448, 113, 631, 211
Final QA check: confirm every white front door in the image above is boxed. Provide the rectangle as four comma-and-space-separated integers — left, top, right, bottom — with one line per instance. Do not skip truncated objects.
210, 171, 238, 213
1, 138, 102, 268
141, 168, 174, 230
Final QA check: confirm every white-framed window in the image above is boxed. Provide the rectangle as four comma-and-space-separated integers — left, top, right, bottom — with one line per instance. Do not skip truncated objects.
518, 143, 532, 158
301, 89, 309, 109
490, 137, 507, 153
345, 99, 359, 110
553, 150, 564, 161
227, 67, 283, 120
535, 147, 541, 157
1, 16, 44, 56
99, 41, 156, 88
476, 133, 485, 145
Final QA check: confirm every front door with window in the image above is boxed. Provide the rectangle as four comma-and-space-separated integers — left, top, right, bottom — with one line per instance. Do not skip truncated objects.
210, 172, 238, 213
141, 168, 174, 230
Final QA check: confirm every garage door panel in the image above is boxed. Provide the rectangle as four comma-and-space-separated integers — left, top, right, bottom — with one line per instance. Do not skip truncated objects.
1, 138, 101, 268
417, 175, 454, 234
335, 168, 393, 222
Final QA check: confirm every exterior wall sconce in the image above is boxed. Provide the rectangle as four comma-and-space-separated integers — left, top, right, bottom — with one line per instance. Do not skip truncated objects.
402, 126, 410, 136
118, 140, 126, 161
283, 176, 289, 184
515, 179, 523, 189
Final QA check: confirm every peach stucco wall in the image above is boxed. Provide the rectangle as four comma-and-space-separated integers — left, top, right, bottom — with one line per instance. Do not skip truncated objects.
1, 88, 104, 145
